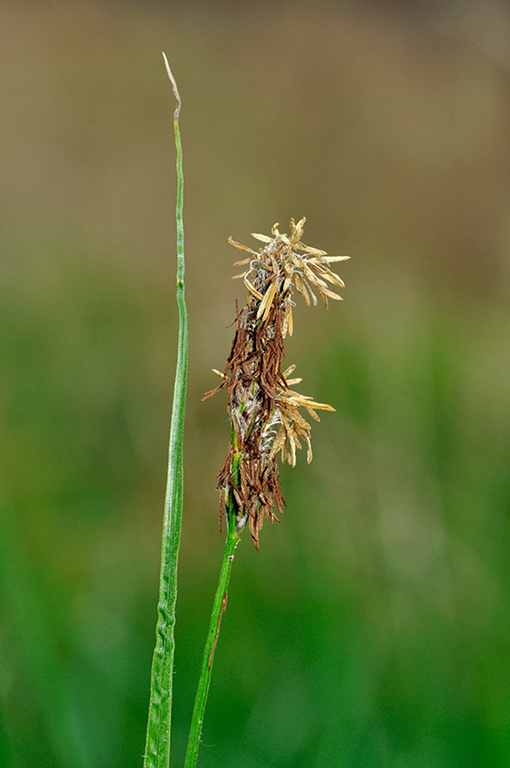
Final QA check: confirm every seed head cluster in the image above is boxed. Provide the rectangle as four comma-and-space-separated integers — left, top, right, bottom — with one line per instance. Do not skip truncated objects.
203, 218, 348, 548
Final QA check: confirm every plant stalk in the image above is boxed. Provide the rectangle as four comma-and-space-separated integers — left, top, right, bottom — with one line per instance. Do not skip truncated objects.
184, 513, 241, 768
144, 56, 187, 768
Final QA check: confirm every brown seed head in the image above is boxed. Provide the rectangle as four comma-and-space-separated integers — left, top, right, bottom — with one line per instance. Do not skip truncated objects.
204, 219, 348, 548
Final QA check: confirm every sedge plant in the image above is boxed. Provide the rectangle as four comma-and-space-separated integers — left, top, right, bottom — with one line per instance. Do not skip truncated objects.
144, 57, 349, 768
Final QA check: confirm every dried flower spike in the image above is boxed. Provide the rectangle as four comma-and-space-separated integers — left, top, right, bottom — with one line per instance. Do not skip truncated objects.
203, 218, 349, 548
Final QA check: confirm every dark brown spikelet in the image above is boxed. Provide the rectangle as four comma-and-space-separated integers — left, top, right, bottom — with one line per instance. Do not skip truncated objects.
213, 296, 287, 548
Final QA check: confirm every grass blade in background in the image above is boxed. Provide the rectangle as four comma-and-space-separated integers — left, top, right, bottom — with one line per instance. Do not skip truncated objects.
143, 56, 187, 768
0, 494, 91, 768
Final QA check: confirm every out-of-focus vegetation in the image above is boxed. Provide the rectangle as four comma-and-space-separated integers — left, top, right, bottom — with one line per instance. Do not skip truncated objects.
1, 1, 510, 765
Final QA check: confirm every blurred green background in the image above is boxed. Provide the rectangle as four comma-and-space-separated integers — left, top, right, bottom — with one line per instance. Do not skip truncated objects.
1, 0, 510, 765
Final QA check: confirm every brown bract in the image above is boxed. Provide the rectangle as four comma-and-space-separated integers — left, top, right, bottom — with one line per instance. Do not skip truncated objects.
203, 219, 348, 548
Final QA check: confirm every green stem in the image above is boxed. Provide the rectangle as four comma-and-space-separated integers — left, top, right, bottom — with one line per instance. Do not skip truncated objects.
184, 515, 241, 768
144, 57, 187, 768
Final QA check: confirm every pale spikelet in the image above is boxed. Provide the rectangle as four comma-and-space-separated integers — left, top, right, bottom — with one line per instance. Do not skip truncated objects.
229, 216, 349, 331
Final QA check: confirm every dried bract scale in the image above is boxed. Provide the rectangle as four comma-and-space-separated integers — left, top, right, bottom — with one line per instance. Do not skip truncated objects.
203, 218, 348, 548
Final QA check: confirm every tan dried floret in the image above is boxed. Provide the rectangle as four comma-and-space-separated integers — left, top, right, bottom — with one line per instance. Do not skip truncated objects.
229, 217, 348, 323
